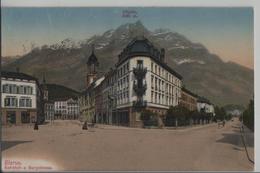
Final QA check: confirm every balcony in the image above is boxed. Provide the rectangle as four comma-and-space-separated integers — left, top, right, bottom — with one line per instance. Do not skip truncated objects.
133, 99, 147, 109
133, 66, 147, 79
133, 81, 147, 96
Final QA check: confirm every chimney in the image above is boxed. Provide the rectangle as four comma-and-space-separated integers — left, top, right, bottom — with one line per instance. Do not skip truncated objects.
160, 48, 165, 63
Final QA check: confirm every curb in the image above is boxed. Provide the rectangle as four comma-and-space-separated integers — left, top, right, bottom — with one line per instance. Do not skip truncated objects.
240, 125, 254, 164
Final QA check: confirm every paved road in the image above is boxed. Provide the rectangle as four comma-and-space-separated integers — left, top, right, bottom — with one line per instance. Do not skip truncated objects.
1, 118, 254, 171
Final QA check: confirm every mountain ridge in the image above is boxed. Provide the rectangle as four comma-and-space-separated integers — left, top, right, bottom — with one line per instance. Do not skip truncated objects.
3, 21, 253, 106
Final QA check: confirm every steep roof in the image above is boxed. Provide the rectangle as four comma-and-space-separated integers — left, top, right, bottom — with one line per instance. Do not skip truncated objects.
87, 45, 99, 66
117, 37, 182, 79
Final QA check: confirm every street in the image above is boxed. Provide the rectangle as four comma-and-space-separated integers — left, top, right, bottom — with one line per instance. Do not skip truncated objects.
1, 118, 254, 171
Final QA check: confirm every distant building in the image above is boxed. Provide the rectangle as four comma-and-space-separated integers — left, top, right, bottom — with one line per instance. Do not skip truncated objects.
180, 87, 197, 111
41, 76, 55, 121
197, 96, 215, 116
1, 71, 43, 125
41, 83, 80, 120
226, 109, 242, 117
54, 98, 79, 119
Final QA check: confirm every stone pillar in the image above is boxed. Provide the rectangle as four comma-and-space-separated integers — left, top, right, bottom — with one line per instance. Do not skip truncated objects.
30, 111, 37, 124
16, 110, 22, 125
2, 109, 7, 125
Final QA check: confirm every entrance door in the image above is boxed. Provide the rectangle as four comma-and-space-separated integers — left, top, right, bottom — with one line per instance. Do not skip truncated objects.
7, 111, 16, 124
21, 111, 30, 123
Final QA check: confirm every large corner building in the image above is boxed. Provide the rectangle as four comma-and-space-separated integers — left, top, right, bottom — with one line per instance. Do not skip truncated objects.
80, 37, 183, 127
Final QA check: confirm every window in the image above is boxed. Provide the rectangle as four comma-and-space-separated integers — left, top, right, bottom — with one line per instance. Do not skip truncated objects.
151, 62, 154, 72
162, 81, 164, 92
21, 111, 30, 123
151, 91, 154, 103
10, 85, 17, 94
155, 65, 157, 74
155, 78, 158, 90
159, 79, 161, 91
151, 75, 154, 89
4, 97, 18, 107
19, 97, 32, 107
137, 60, 143, 68
2, 84, 9, 93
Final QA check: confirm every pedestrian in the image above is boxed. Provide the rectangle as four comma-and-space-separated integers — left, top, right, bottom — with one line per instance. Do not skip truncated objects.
34, 122, 39, 130
222, 120, 225, 127
82, 121, 88, 130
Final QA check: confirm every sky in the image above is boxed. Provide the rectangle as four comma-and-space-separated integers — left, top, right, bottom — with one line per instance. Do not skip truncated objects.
1, 7, 254, 69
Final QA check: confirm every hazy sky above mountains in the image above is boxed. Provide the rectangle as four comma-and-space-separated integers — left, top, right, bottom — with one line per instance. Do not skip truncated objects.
2, 7, 253, 69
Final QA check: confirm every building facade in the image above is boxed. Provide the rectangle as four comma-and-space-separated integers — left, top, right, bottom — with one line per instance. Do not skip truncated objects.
179, 87, 197, 111
41, 77, 55, 121
115, 37, 182, 127
79, 38, 218, 127
1, 71, 43, 125
197, 97, 215, 116
54, 98, 80, 119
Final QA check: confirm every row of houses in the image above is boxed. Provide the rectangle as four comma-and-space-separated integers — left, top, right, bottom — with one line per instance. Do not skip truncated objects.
1, 37, 215, 127
1, 72, 80, 125
78, 37, 215, 128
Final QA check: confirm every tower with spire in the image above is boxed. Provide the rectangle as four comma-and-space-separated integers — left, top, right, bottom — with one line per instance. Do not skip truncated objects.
42, 74, 48, 101
86, 44, 99, 87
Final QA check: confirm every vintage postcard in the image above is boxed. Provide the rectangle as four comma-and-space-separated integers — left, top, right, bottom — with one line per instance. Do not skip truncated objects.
1, 1, 255, 172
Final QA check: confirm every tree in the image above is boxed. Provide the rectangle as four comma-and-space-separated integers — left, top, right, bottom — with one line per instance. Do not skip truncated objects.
242, 99, 254, 131
165, 105, 190, 126
215, 106, 226, 121
141, 110, 158, 127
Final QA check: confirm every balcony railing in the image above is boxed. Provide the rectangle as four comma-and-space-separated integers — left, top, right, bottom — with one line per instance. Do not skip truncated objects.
133, 66, 147, 79
133, 99, 147, 109
133, 81, 147, 96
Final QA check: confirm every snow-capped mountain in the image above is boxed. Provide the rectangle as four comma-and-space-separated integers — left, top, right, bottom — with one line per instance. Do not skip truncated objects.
3, 21, 253, 106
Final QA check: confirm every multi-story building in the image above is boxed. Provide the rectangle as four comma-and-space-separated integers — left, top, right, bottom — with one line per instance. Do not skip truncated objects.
1, 71, 43, 125
80, 76, 104, 122
180, 87, 197, 111
115, 37, 183, 127
54, 98, 80, 119
95, 69, 117, 124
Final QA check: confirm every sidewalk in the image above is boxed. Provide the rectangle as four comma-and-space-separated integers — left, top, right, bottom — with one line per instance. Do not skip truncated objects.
241, 124, 254, 164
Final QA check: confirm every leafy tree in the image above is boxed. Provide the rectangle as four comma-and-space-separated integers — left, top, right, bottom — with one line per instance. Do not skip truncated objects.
215, 106, 226, 121
165, 105, 190, 126
242, 99, 254, 131
141, 110, 158, 127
